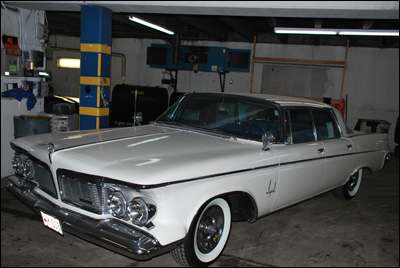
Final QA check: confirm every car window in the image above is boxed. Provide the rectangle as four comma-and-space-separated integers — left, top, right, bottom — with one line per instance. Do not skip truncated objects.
311, 109, 341, 140
156, 94, 280, 141
287, 109, 315, 144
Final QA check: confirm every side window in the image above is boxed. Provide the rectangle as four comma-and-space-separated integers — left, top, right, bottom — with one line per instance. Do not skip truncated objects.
289, 109, 316, 144
312, 109, 341, 140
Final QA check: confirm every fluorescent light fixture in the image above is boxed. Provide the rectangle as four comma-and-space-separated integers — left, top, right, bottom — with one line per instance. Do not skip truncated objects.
128, 16, 174, 35
57, 58, 80, 69
39, 72, 50, 76
339, 29, 399, 36
275, 27, 399, 36
275, 27, 337, 35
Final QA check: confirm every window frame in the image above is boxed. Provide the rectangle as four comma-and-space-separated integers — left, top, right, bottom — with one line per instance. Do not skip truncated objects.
283, 107, 342, 144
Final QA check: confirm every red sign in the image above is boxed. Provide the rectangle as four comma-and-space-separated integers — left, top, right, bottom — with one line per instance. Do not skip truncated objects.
3, 34, 21, 55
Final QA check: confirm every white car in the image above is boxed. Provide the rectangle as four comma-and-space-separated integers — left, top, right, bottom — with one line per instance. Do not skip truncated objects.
7, 92, 390, 267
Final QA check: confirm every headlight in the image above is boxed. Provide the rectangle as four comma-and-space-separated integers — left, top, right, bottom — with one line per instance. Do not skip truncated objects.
127, 198, 149, 226
22, 159, 35, 179
107, 191, 127, 218
12, 155, 24, 175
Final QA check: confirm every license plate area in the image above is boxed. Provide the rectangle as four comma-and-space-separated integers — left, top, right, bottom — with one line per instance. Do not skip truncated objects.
41, 211, 63, 235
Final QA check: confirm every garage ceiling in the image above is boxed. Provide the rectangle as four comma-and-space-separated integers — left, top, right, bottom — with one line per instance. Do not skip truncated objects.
2, 1, 399, 48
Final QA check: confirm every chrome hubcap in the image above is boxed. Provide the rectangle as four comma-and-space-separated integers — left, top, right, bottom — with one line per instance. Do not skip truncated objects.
197, 206, 224, 254
347, 173, 359, 191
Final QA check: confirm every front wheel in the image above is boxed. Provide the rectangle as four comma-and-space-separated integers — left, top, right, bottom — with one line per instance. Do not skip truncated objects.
172, 198, 231, 267
332, 169, 363, 200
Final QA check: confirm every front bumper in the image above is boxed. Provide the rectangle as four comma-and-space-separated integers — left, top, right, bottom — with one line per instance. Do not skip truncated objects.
6, 175, 181, 261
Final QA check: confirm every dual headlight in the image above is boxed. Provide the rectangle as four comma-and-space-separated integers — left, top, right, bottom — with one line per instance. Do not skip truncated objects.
12, 154, 35, 179
107, 191, 156, 227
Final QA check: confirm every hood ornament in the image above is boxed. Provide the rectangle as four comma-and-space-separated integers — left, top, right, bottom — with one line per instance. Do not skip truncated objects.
48, 143, 55, 163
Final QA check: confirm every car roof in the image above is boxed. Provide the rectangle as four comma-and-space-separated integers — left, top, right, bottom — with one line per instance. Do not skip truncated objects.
225, 92, 332, 108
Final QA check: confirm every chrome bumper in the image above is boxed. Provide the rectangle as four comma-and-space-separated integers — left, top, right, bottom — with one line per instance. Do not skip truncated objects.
6, 175, 181, 261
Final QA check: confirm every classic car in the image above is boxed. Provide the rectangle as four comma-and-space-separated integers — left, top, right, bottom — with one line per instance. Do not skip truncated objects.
7, 92, 390, 267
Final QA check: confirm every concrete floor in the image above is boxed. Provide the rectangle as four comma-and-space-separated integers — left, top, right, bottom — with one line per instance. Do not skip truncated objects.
1, 159, 399, 267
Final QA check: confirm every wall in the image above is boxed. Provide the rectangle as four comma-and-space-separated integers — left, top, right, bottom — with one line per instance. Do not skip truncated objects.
1, 8, 45, 51
1, 7, 46, 177
46, 36, 399, 152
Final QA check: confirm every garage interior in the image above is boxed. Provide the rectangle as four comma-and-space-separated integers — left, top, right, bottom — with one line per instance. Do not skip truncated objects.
1, 1, 399, 267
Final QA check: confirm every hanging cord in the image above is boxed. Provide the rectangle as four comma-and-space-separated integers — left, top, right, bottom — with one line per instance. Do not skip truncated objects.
100, 80, 108, 107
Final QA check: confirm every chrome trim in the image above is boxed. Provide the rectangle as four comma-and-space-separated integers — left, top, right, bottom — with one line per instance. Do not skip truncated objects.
6, 176, 181, 260
58, 172, 108, 215
262, 132, 275, 151
48, 143, 55, 164
10, 146, 58, 198
266, 180, 277, 196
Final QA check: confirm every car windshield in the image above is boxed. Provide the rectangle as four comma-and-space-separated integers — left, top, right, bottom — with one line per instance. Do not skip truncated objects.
155, 94, 281, 141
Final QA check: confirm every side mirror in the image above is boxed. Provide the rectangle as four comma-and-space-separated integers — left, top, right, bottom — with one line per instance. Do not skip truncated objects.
262, 132, 275, 151
133, 111, 143, 126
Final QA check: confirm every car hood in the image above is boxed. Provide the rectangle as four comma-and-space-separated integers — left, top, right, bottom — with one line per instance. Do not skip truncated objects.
12, 125, 277, 187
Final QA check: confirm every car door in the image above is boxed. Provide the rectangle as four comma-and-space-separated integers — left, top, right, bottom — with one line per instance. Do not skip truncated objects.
312, 109, 354, 191
271, 109, 325, 211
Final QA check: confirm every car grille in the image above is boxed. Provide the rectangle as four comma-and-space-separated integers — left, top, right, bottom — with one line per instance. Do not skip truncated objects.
33, 161, 57, 198
59, 172, 108, 214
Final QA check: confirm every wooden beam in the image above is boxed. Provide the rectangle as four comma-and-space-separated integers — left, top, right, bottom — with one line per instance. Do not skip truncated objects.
253, 57, 345, 66
339, 39, 350, 107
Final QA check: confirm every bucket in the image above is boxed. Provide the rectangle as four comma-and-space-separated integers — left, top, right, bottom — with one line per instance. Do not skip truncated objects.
13, 115, 51, 139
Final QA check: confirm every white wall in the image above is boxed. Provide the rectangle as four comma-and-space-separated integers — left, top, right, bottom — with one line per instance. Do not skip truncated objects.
1, 8, 45, 51
46, 36, 399, 152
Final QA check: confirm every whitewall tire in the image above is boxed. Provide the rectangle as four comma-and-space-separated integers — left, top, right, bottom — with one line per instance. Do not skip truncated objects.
332, 169, 363, 200
172, 198, 231, 267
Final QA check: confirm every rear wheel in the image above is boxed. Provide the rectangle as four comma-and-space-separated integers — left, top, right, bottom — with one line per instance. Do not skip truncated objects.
332, 169, 363, 200
172, 198, 231, 267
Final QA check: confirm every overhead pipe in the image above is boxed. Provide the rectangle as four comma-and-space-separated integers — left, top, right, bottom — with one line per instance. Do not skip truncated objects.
51, 47, 126, 84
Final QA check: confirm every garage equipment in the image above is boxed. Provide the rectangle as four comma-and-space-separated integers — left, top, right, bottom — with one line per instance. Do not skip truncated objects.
147, 44, 251, 92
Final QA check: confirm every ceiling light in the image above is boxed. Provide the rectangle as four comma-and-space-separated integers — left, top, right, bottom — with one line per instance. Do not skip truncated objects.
275, 27, 337, 35
128, 16, 174, 35
57, 58, 80, 69
275, 27, 399, 36
338, 29, 399, 36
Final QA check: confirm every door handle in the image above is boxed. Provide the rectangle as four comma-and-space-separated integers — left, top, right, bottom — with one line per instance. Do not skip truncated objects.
347, 145, 353, 149
318, 148, 325, 154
